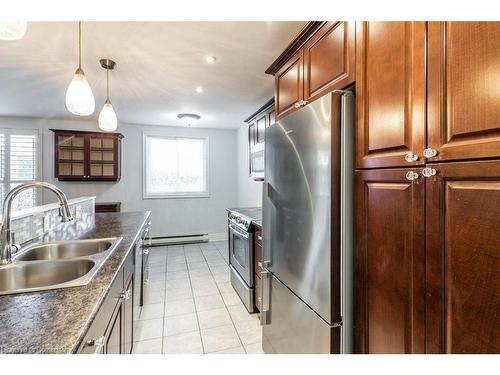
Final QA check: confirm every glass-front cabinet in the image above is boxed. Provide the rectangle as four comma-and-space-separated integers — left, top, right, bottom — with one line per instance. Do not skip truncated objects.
51, 129, 123, 181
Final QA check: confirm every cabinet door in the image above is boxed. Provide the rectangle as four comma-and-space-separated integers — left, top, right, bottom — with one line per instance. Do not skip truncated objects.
54, 133, 87, 179
356, 22, 426, 169
425, 160, 500, 353
268, 109, 276, 127
256, 113, 267, 143
275, 50, 303, 119
303, 21, 355, 102
427, 22, 500, 162
355, 168, 425, 353
88, 135, 118, 180
123, 275, 134, 354
105, 303, 122, 354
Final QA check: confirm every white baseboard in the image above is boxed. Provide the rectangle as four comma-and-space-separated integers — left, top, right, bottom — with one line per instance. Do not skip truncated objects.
209, 232, 227, 242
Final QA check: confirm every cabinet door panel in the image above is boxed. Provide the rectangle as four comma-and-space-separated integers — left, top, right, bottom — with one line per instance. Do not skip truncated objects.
303, 21, 355, 101
426, 160, 500, 353
356, 22, 426, 169
275, 50, 303, 119
428, 22, 500, 162
106, 304, 122, 354
355, 168, 425, 353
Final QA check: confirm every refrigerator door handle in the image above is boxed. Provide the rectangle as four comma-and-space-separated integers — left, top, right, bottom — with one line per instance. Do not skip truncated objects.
260, 268, 271, 325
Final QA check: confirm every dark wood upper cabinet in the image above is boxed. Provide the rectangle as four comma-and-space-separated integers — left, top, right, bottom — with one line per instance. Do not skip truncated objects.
303, 21, 355, 102
51, 129, 123, 182
267, 21, 354, 120
275, 50, 303, 119
356, 22, 426, 169
425, 160, 500, 354
427, 22, 500, 163
355, 168, 425, 354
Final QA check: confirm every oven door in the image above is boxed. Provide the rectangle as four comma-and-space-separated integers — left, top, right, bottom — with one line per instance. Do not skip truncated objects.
229, 223, 253, 287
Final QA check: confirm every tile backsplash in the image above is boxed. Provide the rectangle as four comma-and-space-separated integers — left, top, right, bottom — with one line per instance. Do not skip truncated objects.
9, 197, 95, 245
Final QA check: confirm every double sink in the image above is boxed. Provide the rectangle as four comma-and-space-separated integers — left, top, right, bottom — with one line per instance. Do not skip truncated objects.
0, 237, 122, 296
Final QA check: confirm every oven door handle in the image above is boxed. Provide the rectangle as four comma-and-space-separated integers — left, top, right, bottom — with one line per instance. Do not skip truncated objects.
229, 224, 249, 240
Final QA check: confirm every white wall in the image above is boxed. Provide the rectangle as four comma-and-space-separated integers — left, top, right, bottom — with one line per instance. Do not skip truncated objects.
236, 124, 262, 207
0, 117, 238, 237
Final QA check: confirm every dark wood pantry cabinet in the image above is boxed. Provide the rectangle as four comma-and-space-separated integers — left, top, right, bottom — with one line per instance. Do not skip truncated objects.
51, 129, 123, 182
355, 22, 426, 169
353, 21, 500, 354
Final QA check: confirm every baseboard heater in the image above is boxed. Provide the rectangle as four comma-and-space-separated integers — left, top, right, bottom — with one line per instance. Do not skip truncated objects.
150, 234, 209, 247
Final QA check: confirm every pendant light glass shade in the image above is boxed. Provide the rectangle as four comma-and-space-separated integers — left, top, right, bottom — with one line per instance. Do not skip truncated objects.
65, 67, 95, 116
66, 22, 95, 116
98, 99, 118, 131
0, 22, 27, 40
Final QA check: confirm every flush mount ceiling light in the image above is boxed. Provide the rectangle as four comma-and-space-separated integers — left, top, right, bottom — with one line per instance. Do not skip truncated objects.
98, 59, 118, 132
65, 22, 95, 116
205, 56, 216, 64
177, 113, 200, 127
0, 21, 27, 40
195, 86, 203, 93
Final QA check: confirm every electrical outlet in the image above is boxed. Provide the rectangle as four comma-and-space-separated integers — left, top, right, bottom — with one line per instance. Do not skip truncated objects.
75, 206, 82, 220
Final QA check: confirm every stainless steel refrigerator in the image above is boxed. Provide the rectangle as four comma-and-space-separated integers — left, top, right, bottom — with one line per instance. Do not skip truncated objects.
261, 91, 354, 354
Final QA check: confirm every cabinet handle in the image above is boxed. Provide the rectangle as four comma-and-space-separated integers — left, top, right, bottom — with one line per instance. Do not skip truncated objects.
423, 148, 438, 158
120, 290, 131, 300
404, 153, 419, 162
405, 171, 419, 181
257, 235, 262, 242
86, 336, 105, 354
258, 261, 262, 268
294, 102, 301, 109
422, 167, 437, 178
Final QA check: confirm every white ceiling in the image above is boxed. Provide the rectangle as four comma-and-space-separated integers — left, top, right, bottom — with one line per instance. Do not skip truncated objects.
0, 22, 305, 129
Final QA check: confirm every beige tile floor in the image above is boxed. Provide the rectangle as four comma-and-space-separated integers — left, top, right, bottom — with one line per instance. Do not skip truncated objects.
132, 241, 264, 354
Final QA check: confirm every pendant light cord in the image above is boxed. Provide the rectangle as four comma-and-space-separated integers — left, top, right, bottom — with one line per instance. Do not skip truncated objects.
78, 21, 82, 68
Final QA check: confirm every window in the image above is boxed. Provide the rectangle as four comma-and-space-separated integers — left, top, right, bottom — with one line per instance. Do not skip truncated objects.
0, 128, 41, 211
143, 133, 209, 198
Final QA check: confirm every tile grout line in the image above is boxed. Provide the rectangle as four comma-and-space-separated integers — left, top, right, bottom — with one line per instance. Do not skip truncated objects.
204, 241, 247, 353
161, 249, 168, 354
185, 243, 206, 354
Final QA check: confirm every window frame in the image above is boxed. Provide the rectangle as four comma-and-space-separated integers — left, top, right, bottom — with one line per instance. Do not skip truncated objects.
142, 131, 210, 199
0, 127, 42, 209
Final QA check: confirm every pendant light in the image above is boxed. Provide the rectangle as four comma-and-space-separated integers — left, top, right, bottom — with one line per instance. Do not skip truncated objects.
0, 22, 27, 40
98, 59, 118, 132
65, 22, 95, 116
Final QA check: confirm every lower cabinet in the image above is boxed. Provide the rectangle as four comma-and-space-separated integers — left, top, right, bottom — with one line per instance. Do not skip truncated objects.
355, 168, 425, 354
78, 250, 135, 354
355, 161, 500, 353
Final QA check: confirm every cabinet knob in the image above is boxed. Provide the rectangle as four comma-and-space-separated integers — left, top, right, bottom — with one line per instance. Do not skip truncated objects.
86, 336, 105, 354
422, 167, 437, 178
405, 171, 419, 181
423, 148, 438, 158
294, 102, 301, 109
404, 153, 419, 162
120, 290, 131, 300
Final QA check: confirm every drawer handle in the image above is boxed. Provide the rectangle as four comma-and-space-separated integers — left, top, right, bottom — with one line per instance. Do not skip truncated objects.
120, 290, 131, 300
86, 336, 105, 354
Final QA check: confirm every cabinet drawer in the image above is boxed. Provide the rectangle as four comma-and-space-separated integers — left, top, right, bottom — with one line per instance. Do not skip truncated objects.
254, 273, 262, 312
123, 249, 134, 287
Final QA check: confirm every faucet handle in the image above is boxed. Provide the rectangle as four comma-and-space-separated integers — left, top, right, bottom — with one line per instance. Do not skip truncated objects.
10, 232, 20, 254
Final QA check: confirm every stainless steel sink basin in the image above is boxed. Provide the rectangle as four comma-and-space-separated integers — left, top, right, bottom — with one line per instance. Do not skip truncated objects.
15, 238, 115, 261
0, 259, 95, 294
0, 237, 123, 296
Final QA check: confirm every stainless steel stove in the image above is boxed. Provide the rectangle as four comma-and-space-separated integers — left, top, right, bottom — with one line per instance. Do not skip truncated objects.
226, 207, 261, 312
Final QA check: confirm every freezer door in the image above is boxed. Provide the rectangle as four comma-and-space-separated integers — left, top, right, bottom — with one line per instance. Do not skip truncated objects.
263, 93, 336, 323
262, 273, 340, 354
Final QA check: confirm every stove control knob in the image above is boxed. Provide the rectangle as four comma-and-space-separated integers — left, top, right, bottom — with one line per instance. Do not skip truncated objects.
236, 217, 242, 224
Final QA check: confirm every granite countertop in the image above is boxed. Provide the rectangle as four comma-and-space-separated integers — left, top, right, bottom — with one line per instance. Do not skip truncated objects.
0, 211, 150, 354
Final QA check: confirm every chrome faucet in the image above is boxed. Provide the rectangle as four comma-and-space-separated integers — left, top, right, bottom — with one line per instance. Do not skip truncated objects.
0, 182, 74, 265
